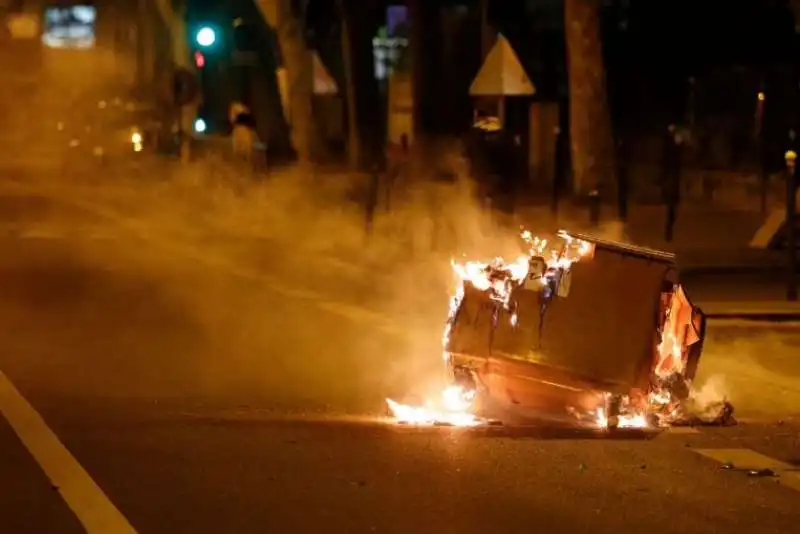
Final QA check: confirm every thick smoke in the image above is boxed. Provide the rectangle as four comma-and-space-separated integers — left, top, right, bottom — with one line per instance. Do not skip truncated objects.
13, 45, 793, 421
696, 324, 800, 418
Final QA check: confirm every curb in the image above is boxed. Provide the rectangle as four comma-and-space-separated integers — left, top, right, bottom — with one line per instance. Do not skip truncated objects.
705, 312, 800, 323
699, 300, 800, 322
681, 265, 786, 275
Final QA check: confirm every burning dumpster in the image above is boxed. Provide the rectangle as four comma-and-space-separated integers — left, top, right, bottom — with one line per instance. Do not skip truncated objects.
387, 230, 732, 429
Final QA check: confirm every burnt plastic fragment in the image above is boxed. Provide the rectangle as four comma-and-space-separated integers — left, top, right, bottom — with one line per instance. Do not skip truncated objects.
747, 468, 778, 478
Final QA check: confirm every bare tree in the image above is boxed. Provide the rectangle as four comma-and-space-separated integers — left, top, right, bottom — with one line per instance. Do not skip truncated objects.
564, 0, 616, 195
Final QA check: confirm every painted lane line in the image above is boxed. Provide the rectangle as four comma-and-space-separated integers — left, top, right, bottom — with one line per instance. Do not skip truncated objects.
6, 189, 406, 333
0, 371, 137, 533
693, 448, 800, 492
662, 426, 700, 434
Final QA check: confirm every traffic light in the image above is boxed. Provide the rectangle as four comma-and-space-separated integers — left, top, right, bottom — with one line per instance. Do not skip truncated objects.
194, 50, 205, 68
195, 26, 217, 47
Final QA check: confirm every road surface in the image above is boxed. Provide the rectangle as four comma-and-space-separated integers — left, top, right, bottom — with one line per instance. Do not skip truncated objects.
0, 190, 799, 534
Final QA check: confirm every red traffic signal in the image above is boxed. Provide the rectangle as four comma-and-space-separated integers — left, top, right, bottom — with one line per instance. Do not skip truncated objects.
194, 50, 205, 68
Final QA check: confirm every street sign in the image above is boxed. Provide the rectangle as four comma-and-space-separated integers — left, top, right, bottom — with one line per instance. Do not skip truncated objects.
469, 34, 535, 96
313, 52, 338, 95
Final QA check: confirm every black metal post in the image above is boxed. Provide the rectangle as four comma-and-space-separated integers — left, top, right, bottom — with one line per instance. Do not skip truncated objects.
588, 189, 600, 227
664, 128, 683, 243
365, 167, 380, 236
551, 126, 563, 216
664, 203, 676, 243
786, 150, 798, 301
759, 143, 768, 216
756, 88, 768, 215
616, 137, 629, 222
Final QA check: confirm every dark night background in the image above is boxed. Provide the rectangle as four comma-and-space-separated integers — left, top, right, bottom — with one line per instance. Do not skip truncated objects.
19, 0, 800, 174
203, 0, 800, 172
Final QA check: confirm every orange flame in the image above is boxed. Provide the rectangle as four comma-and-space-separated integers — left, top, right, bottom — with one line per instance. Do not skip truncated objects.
593, 282, 695, 430
386, 386, 480, 427
386, 230, 593, 427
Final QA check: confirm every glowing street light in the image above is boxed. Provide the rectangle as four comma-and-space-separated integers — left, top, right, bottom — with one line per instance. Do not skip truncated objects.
194, 118, 207, 133
785, 147, 798, 301
195, 26, 216, 47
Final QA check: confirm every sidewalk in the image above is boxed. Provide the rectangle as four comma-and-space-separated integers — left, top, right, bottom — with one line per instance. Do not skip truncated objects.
513, 203, 771, 266
681, 270, 800, 319
698, 301, 800, 320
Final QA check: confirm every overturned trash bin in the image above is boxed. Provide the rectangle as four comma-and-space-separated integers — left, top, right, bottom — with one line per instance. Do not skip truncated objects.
445, 231, 718, 429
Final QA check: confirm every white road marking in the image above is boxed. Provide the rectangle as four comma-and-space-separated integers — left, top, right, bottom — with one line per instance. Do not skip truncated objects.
663, 426, 700, 434
317, 301, 402, 334
19, 229, 62, 239
0, 370, 137, 533
0, 223, 119, 241
693, 448, 800, 492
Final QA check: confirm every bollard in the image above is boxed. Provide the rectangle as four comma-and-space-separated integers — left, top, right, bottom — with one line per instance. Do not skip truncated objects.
550, 182, 560, 216
616, 138, 629, 222
663, 130, 683, 243
364, 168, 380, 237
588, 189, 600, 227
664, 201, 677, 243
551, 126, 564, 216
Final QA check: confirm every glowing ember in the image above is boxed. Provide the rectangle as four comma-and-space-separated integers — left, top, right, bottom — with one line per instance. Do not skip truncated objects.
595, 407, 649, 430
591, 279, 720, 430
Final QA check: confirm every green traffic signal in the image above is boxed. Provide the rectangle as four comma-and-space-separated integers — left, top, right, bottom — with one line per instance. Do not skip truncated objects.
195, 26, 216, 47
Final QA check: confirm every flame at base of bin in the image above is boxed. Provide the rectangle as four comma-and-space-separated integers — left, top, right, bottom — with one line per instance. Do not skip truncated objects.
386, 386, 480, 427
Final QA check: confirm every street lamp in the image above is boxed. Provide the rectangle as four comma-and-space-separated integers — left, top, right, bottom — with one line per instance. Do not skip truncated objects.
195, 26, 216, 48
784, 149, 797, 301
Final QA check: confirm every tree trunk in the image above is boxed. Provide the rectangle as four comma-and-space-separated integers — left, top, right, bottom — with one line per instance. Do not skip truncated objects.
408, 0, 424, 146
349, 4, 384, 167
479, 0, 491, 59
564, 0, 615, 195
338, 2, 361, 170
269, 0, 314, 166
153, 0, 194, 162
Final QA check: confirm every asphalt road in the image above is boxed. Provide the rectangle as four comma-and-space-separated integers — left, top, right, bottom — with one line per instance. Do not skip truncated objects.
1, 191, 799, 534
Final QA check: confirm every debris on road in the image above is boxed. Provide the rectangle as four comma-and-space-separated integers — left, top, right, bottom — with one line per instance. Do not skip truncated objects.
748, 468, 778, 478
